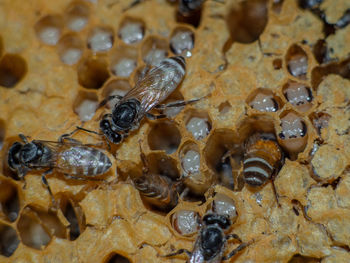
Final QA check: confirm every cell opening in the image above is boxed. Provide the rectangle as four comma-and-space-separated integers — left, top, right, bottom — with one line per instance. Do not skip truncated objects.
271, 0, 284, 14
73, 91, 99, 122
109, 45, 138, 77
0, 224, 19, 257
309, 111, 330, 135
285, 44, 308, 79
170, 210, 200, 236
0, 54, 27, 88
207, 193, 238, 222
180, 142, 201, 177
34, 15, 64, 45
218, 101, 232, 115
246, 88, 281, 112
313, 39, 330, 64
102, 79, 131, 109
145, 152, 180, 180
118, 17, 145, 44
176, 0, 202, 27
272, 58, 282, 70
184, 109, 212, 140
87, 25, 114, 52
65, 1, 90, 32
148, 121, 181, 154
77, 56, 110, 89
225, 0, 268, 51
0, 119, 5, 150
141, 36, 168, 66
57, 33, 84, 65
288, 254, 321, 263
104, 252, 131, 263
282, 81, 313, 112
170, 26, 195, 57
0, 180, 20, 222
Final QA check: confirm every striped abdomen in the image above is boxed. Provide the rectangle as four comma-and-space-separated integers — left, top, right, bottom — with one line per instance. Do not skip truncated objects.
57, 146, 112, 176
243, 134, 282, 186
133, 174, 179, 210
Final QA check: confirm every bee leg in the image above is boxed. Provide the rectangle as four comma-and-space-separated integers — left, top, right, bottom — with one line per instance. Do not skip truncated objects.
155, 97, 202, 110
41, 171, 58, 209
146, 113, 167, 120
222, 242, 249, 261
98, 95, 123, 109
63, 174, 107, 183
271, 171, 281, 208
226, 233, 242, 243
138, 141, 150, 174
162, 248, 192, 258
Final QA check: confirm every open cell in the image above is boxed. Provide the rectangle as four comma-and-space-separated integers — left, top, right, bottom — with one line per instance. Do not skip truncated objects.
180, 143, 201, 177
0, 224, 19, 257
170, 26, 195, 57
73, 91, 99, 122
105, 253, 131, 263
171, 210, 200, 236
102, 79, 131, 109
0, 54, 27, 88
65, 1, 90, 32
109, 45, 138, 77
286, 45, 308, 79
247, 88, 281, 112
35, 15, 64, 45
0, 180, 20, 222
310, 111, 330, 135
77, 56, 109, 89
148, 121, 181, 154
161, 90, 185, 118
118, 17, 145, 44
144, 152, 180, 180
87, 26, 114, 52
176, 0, 202, 27
57, 33, 84, 65
141, 36, 168, 66
207, 193, 237, 222
283, 81, 313, 112
184, 110, 211, 140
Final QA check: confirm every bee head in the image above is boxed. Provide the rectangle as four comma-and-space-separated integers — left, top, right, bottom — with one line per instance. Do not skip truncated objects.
112, 99, 140, 131
8, 142, 24, 171
100, 119, 123, 144
20, 142, 42, 164
203, 214, 231, 230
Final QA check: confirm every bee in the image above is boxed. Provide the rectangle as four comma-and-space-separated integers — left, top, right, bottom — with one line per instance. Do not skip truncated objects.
7, 133, 112, 196
165, 213, 250, 262
131, 143, 183, 211
91, 55, 200, 145
243, 133, 284, 203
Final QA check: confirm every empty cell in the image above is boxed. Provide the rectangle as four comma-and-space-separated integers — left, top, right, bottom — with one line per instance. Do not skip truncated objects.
171, 210, 200, 236
77, 56, 109, 89
102, 79, 131, 108
105, 253, 131, 263
141, 36, 168, 66
73, 91, 98, 121
0, 181, 20, 222
87, 26, 114, 52
145, 152, 180, 180
118, 18, 145, 44
283, 81, 313, 112
110, 45, 138, 77
170, 27, 194, 57
57, 33, 84, 65
182, 149, 200, 175
286, 45, 308, 79
0, 224, 19, 257
186, 116, 211, 140
65, 1, 90, 32
148, 121, 181, 154
247, 88, 280, 112
35, 15, 64, 45
0, 54, 27, 88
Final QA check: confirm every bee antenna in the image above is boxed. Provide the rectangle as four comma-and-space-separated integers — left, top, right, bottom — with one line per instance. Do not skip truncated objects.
19, 134, 29, 143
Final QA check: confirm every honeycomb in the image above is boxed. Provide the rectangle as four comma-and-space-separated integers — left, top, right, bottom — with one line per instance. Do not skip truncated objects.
1, 0, 350, 262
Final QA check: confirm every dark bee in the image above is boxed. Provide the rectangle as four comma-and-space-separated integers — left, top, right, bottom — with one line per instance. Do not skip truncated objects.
95, 56, 199, 145
243, 133, 283, 203
131, 144, 183, 211
165, 213, 250, 262
7, 133, 112, 187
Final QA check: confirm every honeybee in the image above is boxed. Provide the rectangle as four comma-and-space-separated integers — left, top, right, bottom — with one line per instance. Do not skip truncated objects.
95, 56, 200, 145
243, 133, 284, 203
7, 133, 112, 191
131, 144, 183, 211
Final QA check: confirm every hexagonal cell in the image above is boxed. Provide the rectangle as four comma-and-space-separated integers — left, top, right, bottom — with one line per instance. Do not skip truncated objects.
87, 25, 114, 52
104, 253, 131, 263
58, 195, 85, 241
57, 33, 84, 65
102, 79, 131, 109
184, 110, 211, 140
277, 111, 308, 159
0, 224, 19, 257
285, 44, 308, 79
77, 56, 110, 89
246, 88, 281, 112
180, 142, 201, 178
161, 90, 184, 118
312, 39, 330, 64
65, 1, 90, 32
0, 54, 27, 88
176, 0, 202, 27
309, 111, 330, 135
225, 0, 268, 48
0, 119, 5, 150
73, 91, 99, 122
207, 193, 237, 222
17, 206, 67, 250
148, 120, 181, 154
272, 0, 284, 14
282, 81, 313, 112
141, 36, 168, 66
169, 26, 195, 57
272, 58, 282, 70
109, 45, 138, 77
118, 17, 145, 44
171, 210, 200, 236
288, 254, 321, 263
144, 152, 180, 180
0, 180, 20, 222
34, 15, 64, 45
218, 101, 232, 115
